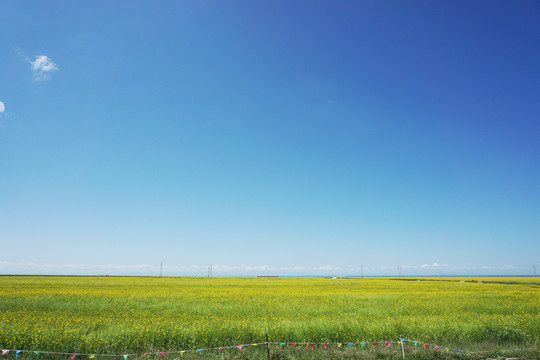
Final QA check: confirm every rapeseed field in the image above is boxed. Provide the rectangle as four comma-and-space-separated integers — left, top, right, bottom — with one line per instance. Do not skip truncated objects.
0, 276, 538, 357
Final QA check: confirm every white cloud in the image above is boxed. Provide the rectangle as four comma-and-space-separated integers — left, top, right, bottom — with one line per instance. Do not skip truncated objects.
31, 55, 59, 81
0, 101, 4, 113
432, 262, 448, 268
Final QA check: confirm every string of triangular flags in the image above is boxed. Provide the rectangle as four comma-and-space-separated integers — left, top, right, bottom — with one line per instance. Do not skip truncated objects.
275, 339, 529, 356
0, 339, 531, 358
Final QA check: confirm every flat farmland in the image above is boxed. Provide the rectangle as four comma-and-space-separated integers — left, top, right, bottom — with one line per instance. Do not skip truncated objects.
0, 276, 538, 357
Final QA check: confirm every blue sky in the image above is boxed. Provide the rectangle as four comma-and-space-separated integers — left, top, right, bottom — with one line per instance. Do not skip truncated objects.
1, 1, 539, 276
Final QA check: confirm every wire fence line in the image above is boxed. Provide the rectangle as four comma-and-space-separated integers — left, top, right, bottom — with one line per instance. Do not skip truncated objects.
1, 338, 535, 359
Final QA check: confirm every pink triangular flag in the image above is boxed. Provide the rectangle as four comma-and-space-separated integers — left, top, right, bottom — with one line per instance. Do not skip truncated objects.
2, 351, 8, 356
386, 342, 390, 347
237, 346, 242, 351
323, 343, 327, 350
160, 353, 167, 356
310, 343, 314, 350
70, 354, 76, 360
435, 345, 439, 350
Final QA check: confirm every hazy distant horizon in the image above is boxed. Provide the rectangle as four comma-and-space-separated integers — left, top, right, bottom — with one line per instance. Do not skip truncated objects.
1, 261, 537, 278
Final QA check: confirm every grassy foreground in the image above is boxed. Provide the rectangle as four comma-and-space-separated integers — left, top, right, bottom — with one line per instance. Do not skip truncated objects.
0, 276, 538, 359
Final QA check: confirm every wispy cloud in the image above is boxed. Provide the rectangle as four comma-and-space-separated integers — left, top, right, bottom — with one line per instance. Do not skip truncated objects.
31, 55, 59, 81
0, 101, 4, 113
462, 265, 520, 270
0, 261, 531, 276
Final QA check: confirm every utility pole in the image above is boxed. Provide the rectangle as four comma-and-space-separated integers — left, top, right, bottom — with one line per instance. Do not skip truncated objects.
160, 261, 163, 277
534, 264, 537, 277
361, 264, 364, 278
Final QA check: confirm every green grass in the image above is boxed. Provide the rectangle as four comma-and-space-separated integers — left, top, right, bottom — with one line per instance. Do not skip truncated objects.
0, 276, 538, 359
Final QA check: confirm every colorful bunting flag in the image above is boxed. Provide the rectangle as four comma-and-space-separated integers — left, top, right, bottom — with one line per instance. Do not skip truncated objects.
0, 339, 523, 359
